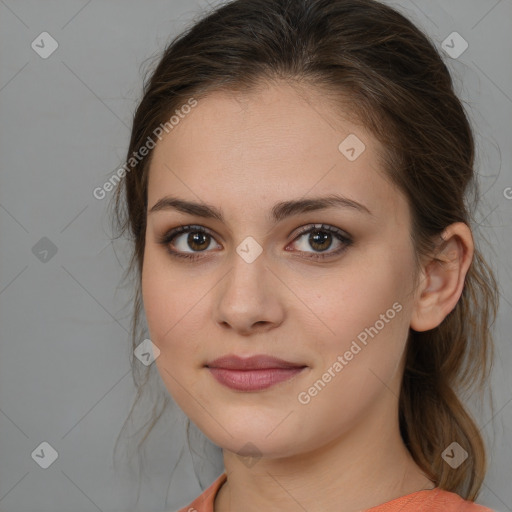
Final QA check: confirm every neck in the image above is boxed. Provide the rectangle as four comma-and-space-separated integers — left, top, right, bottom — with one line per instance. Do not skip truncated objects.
214, 394, 434, 512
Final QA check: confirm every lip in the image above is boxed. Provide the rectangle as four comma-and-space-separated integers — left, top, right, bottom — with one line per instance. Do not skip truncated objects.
206, 354, 305, 370
205, 355, 307, 391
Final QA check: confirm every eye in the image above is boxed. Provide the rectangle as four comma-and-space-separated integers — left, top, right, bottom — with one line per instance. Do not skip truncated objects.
157, 223, 352, 261
288, 223, 352, 259
157, 225, 220, 260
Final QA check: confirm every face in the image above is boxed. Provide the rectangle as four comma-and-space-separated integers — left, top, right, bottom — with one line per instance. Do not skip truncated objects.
142, 81, 419, 460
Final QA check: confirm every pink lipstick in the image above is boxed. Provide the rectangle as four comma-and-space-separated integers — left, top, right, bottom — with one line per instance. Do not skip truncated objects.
205, 354, 307, 391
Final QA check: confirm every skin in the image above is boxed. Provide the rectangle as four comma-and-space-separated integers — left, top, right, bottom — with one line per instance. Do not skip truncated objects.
141, 80, 474, 512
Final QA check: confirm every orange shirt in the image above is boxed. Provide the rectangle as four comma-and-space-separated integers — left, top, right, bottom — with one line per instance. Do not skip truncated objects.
175, 472, 495, 512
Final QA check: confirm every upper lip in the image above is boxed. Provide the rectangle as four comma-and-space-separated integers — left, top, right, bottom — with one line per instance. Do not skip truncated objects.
206, 354, 306, 370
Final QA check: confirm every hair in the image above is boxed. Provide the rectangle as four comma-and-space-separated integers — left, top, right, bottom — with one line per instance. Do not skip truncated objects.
109, 0, 499, 503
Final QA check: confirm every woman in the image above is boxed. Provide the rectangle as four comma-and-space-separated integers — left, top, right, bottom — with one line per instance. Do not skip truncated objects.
111, 0, 499, 510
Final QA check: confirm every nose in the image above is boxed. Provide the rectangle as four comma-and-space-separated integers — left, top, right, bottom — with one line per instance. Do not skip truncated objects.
213, 249, 285, 336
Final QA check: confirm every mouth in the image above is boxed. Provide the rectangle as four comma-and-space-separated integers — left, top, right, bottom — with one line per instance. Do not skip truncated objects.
205, 354, 307, 391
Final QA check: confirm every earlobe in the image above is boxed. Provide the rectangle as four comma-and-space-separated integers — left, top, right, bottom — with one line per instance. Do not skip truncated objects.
410, 222, 474, 332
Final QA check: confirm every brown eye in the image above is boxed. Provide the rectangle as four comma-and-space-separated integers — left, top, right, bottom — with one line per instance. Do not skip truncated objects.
157, 225, 221, 260
290, 224, 352, 259
308, 229, 333, 252
185, 231, 211, 251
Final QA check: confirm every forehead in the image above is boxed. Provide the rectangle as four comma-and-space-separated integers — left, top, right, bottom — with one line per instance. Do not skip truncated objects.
147, 81, 401, 221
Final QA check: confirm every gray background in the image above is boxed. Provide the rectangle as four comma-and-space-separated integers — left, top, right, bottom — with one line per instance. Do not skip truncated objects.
0, 0, 511, 511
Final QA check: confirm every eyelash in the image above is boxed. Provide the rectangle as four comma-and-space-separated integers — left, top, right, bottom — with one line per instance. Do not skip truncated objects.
156, 223, 353, 261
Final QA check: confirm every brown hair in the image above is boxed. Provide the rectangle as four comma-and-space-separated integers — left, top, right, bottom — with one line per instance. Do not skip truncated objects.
109, 0, 498, 502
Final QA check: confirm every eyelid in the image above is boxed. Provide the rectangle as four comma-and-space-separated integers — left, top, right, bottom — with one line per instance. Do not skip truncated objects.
292, 223, 351, 242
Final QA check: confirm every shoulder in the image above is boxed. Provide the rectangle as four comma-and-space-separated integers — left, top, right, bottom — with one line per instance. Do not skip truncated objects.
431, 488, 496, 511
169, 472, 227, 512
367, 488, 496, 511
408, 488, 495, 512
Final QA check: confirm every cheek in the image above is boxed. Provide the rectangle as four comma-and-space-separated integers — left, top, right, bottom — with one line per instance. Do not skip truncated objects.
141, 253, 207, 411
293, 258, 413, 439
311, 245, 414, 344
298, 244, 416, 418
141, 248, 198, 360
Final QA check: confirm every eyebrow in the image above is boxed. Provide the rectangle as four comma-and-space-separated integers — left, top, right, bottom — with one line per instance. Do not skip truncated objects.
148, 194, 372, 222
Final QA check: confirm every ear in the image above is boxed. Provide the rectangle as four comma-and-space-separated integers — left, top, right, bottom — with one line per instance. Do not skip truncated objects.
410, 222, 474, 332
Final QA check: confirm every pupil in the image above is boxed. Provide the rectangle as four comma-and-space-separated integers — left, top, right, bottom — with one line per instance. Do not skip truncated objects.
189, 232, 209, 251
310, 230, 331, 251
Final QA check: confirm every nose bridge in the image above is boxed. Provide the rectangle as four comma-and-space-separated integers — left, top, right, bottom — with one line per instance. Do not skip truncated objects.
214, 240, 284, 331
225, 240, 270, 302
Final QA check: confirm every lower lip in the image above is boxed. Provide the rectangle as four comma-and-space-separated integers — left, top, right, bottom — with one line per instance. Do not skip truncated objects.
207, 367, 306, 391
